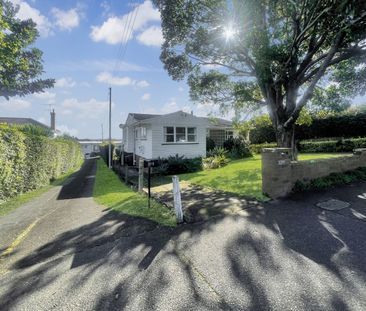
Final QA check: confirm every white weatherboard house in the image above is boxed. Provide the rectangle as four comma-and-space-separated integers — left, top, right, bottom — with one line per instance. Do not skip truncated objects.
121, 110, 236, 161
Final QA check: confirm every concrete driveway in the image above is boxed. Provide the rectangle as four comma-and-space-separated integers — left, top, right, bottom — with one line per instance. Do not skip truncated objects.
0, 159, 366, 310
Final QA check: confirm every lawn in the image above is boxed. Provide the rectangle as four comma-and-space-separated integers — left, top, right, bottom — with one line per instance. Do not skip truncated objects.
0, 167, 81, 218
176, 153, 346, 200
93, 159, 176, 227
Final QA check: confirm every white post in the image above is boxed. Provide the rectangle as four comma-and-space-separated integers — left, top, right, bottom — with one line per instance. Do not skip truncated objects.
138, 158, 144, 192
172, 176, 184, 223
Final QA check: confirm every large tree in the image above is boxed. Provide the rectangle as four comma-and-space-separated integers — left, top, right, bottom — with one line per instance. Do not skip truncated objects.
0, 0, 54, 99
153, 0, 366, 154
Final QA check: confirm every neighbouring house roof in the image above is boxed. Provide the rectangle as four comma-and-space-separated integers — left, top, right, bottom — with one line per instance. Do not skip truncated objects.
0, 117, 50, 129
201, 117, 232, 128
127, 111, 233, 128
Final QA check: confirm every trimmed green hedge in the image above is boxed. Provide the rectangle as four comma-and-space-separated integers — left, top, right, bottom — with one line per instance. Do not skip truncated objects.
250, 112, 366, 144
298, 137, 366, 153
249, 143, 277, 154
0, 124, 83, 201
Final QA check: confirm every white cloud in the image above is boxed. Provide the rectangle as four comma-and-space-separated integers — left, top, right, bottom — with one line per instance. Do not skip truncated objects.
141, 93, 151, 101
57, 124, 79, 137
96, 72, 149, 88
137, 26, 163, 47
96, 72, 134, 86
90, 0, 160, 45
0, 98, 31, 110
55, 77, 76, 88
33, 91, 56, 100
61, 97, 114, 119
53, 59, 147, 72
51, 7, 80, 31
136, 80, 149, 88
11, 0, 53, 37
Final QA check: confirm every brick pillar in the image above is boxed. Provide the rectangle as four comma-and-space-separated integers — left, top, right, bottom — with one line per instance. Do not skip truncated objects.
262, 148, 293, 199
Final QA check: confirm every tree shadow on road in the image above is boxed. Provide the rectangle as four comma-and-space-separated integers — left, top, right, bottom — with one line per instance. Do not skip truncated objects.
1, 188, 366, 310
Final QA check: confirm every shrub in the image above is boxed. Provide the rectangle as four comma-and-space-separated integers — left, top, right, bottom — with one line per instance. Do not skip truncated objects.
207, 147, 227, 157
249, 143, 277, 154
0, 124, 83, 202
157, 154, 202, 175
298, 137, 366, 153
249, 112, 366, 144
206, 136, 216, 151
293, 167, 366, 192
223, 137, 252, 158
202, 155, 228, 169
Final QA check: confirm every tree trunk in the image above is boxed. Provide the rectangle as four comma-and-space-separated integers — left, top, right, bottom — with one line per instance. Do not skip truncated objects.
276, 124, 297, 160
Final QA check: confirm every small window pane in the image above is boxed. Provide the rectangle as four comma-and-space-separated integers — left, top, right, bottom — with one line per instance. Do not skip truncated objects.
188, 134, 196, 142
165, 127, 174, 134
176, 127, 186, 142
165, 135, 174, 142
188, 127, 196, 134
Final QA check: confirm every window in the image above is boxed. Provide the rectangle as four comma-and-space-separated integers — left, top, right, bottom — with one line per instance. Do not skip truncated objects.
164, 126, 197, 143
176, 127, 186, 142
226, 130, 234, 140
135, 127, 147, 139
187, 127, 196, 142
140, 127, 147, 139
164, 127, 174, 142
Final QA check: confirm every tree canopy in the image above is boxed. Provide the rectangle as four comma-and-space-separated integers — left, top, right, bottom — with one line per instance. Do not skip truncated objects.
154, 0, 366, 151
0, 0, 54, 99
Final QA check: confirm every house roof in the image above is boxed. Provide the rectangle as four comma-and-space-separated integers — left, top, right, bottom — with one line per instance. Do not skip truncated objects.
128, 111, 232, 127
201, 117, 232, 127
130, 113, 162, 121
0, 117, 50, 129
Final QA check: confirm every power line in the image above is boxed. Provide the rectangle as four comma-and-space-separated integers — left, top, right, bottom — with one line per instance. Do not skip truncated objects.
112, 2, 140, 76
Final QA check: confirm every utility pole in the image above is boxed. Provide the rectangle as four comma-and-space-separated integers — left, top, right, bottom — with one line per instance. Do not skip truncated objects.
108, 87, 112, 169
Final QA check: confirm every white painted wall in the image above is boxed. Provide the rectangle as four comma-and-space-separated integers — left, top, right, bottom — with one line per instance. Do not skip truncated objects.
150, 111, 207, 159
134, 125, 153, 159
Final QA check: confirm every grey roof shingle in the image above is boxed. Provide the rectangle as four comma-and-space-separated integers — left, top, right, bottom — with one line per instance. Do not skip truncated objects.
0, 117, 50, 129
130, 113, 162, 121
129, 112, 232, 127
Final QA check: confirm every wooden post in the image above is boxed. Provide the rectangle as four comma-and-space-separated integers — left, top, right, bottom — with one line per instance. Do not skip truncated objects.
172, 176, 184, 223
138, 158, 144, 192
124, 166, 129, 183
121, 150, 124, 166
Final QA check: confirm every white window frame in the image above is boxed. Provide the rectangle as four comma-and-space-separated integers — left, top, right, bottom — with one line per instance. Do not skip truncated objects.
163, 126, 197, 143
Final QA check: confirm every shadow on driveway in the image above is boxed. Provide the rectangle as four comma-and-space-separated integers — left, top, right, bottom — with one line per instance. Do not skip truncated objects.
1, 173, 366, 310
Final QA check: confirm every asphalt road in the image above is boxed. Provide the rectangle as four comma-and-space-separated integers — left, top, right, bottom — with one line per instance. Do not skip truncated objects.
0, 159, 366, 310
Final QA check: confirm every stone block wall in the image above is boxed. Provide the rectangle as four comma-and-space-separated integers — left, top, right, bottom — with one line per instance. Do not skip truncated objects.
262, 148, 366, 199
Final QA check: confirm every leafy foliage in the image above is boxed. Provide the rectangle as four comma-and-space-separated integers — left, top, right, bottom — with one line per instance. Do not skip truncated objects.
206, 146, 227, 158
0, 124, 83, 201
154, 0, 366, 150
293, 167, 366, 192
202, 155, 228, 170
0, 0, 54, 99
299, 137, 366, 153
223, 137, 252, 159
157, 154, 202, 175
250, 111, 366, 143
249, 143, 277, 154
206, 136, 216, 151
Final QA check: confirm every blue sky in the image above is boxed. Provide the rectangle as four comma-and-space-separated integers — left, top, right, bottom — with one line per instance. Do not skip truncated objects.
0, 0, 215, 139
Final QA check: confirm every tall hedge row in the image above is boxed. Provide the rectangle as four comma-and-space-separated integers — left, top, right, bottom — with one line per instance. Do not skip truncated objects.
0, 124, 83, 201
250, 112, 366, 144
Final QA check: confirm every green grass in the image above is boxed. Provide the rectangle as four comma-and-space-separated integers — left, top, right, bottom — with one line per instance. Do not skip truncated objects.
93, 159, 176, 227
0, 167, 81, 218
176, 153, 346, 200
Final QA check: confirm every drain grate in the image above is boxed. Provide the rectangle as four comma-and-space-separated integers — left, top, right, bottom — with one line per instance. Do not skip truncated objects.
316, 199, 350, 211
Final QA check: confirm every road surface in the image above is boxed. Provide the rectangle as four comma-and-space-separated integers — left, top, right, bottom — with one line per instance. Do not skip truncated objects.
0, 159, 366, 310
